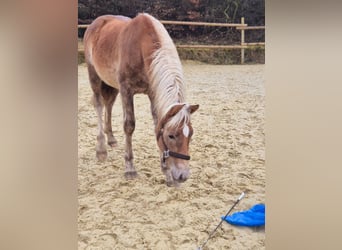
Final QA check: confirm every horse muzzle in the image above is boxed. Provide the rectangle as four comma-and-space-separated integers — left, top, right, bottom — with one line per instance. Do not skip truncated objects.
161, 158, 190, 186
171, 165, 190, 182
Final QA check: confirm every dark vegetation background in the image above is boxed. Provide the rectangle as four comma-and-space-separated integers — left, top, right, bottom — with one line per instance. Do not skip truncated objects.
78, 0, 265, 64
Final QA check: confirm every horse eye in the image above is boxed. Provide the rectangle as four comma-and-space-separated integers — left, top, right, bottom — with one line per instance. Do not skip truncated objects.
168, 135, 176, 140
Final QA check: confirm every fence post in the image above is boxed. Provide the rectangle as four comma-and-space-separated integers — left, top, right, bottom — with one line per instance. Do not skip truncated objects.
240, 17, 245, 64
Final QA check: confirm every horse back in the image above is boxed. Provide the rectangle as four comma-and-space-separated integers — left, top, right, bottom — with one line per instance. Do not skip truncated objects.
84, 14, 162, 93
118, 15, 161, 71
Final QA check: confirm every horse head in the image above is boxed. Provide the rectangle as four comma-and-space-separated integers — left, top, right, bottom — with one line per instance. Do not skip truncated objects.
156, 103, 199, 186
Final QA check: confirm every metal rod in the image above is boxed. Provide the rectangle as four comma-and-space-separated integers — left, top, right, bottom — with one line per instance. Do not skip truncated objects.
197, 192, 245, 250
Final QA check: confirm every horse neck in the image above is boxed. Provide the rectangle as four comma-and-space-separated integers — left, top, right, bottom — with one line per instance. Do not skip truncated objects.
149, 50, 186, 120
153, 75, 186, 122
144, 13, 187, 121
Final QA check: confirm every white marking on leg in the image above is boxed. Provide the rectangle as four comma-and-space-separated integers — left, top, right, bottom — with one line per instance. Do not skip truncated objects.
183, 124, 189, 137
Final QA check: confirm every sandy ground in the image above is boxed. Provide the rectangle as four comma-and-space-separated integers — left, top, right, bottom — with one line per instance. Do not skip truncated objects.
78, 61, 265, 250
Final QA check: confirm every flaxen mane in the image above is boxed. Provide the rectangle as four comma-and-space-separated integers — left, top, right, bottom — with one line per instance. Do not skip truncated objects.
146, 14, 189, 128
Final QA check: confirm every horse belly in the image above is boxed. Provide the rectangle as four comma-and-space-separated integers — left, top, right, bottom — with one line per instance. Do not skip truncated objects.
95, 65, 120, 89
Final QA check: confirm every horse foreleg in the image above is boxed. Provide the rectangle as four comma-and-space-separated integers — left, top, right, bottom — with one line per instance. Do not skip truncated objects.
121, 92, 138, 179
101, 82, 119, 147
148, 95, 158, 127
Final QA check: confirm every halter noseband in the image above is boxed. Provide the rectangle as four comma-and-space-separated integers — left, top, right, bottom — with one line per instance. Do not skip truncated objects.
157, 129, 191, 163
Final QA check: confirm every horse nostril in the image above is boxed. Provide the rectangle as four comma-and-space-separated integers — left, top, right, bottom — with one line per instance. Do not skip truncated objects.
179, 174, 187, 182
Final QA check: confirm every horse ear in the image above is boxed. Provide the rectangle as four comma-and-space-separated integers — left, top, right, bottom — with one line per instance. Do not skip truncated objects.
156, 103, 186, 134
165, 103, 186, 119
188, 104, 199, 114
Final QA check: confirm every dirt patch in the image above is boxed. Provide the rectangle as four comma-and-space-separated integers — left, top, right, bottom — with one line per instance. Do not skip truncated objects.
78, 62, 265, 249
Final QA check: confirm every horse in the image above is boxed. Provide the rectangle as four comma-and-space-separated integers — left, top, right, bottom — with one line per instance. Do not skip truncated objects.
83, 13, 199, 186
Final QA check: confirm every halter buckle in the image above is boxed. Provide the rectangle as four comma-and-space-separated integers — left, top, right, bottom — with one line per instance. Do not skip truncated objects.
163, 150, 170, 160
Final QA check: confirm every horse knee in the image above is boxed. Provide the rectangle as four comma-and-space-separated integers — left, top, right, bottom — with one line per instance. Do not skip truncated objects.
92, 93, 103, 107
97, 133, 105, 141
124, 120, 135, 135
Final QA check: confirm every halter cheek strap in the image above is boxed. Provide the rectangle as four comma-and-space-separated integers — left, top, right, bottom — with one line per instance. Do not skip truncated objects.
157, 130, 191, 163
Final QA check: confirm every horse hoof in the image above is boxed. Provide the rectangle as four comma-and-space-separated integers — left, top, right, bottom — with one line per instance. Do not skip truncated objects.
96, 150, 107, 161
125, 171, 138, 179
108, 141, 117, 147
166, 181, 179, 187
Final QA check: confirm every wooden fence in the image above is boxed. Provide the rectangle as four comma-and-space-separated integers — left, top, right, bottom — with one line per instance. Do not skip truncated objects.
78, 17, 265, 64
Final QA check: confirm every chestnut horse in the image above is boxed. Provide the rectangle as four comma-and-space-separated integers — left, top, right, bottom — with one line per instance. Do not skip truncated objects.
84, 13, 199, 186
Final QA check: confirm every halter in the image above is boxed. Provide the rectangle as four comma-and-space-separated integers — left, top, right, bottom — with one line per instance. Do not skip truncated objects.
157, 128, 191, 164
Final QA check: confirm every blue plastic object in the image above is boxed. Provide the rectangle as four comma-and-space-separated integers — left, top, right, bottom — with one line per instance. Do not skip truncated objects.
222, 203, 265, 227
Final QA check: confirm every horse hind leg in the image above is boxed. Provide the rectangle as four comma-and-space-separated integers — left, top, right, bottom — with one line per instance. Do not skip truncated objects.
87, 64, 107, 161
121, 90, 138, 179
101, 82, 119, 147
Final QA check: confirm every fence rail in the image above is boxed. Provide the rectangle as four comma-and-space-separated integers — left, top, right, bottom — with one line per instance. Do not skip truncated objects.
78, 18, 265, 64
176, 45, 248, 49
78, 20, 247, 29
160, 20, 247, 27
236, 26, 265, 30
